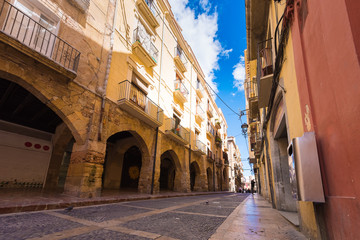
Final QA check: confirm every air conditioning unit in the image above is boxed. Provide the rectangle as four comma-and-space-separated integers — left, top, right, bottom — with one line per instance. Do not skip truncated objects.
288, 132, 325, 203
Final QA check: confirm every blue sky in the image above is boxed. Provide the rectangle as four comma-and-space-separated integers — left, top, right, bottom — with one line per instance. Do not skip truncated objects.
168, 0, 253, 177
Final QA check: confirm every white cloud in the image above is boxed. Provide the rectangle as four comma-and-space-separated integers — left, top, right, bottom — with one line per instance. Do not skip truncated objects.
168, 0, 222, 93
221, 48, 233, 58
200, 0, 211, 12
232, 56, 246, 91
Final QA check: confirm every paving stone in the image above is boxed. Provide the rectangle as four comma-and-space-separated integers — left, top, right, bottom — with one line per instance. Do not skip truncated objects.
176, 203, 235, 216
63, 229, 152, 240
0, 212, 83, 239
56, 204, 152, 222
121, 211, 226, 240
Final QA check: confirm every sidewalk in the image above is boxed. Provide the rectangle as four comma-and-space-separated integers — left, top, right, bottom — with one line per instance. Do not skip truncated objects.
210, 194, 308, 240
0, 189, 227, 214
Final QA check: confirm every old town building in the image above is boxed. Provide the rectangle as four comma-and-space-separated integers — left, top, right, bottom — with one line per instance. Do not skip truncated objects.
0, 0, 229, 198
245, 0, 360, 239
227, 136, 242, 192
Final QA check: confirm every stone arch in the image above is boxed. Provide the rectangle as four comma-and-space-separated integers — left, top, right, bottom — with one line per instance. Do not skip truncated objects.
0, 78, 77, 191
0, 71, 86, 144
269, 92, 285, 134
159, 150, 182, 192
190, 161, 201, 191
102, 130, 151, 193
207, 167, 213, 191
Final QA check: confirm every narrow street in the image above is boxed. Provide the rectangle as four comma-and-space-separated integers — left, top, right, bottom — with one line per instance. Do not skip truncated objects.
0, 193, 306, 240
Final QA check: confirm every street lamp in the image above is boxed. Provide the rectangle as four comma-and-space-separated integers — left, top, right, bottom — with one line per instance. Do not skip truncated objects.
241, 123, 248, 137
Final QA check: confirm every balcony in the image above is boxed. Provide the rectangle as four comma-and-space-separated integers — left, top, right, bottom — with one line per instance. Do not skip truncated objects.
174, 79, 189, 103
215, 121, 221, 129
257, 39, 273, 108
196, 81, 204, 98
174, 46, 187, 72
215, 135, 222, 148
195, 104, 204, 124
164, 118, 189, 145
207, 149, 214, 163
223, 152, 229, 165
136, 0, 159, 29
246, 78, 259, 118
207, 104, 214, 118
132, 27, 158, 67
206, 122, 214, 138
0, 1, 80, 78
194, 139, 206, 155
118, 80, 163, 128
215, 158, 223, 168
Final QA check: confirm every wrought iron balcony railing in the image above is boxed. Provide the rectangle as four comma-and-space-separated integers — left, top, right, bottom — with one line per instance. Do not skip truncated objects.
174, 79, 189, 98
133, 27, 158, 63
0, 1, 80, 72
118, 80, 163, 123
257, 39, 273, 79
207, 104, 213, 117
175, 46, 187, 64
207, 149, 214, 162
145, 0, 158, 17
195, 139, 206, 153
207, 122, 215, 136
165, 118, 189, 143
196, 81, 204, 92
196, 104, 204, 117
246, 78, 258, 99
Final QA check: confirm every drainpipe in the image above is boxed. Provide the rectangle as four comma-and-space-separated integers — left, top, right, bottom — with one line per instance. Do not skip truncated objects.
98, 0, 118, 141
213, 160, 215, 191
188, 63, 193, 190
150, 10, 168, 194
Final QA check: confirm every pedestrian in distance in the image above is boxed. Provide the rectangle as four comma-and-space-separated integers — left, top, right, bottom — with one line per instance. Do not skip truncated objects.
251, 180, 255, 195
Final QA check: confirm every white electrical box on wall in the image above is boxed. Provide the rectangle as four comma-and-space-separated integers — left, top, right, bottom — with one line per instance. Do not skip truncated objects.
288, 132, 325, 203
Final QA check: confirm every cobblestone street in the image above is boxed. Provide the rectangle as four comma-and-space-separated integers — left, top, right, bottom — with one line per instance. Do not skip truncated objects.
0, 193, 307, 240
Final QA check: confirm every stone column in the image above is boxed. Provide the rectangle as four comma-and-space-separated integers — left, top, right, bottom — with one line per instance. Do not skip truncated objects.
64, 141, 106, 198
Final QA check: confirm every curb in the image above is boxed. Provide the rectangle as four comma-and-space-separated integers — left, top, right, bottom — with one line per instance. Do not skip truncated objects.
0, 191, 228, 214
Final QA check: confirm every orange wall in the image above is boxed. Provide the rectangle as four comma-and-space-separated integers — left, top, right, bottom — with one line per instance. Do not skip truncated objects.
291, 0, 360, 239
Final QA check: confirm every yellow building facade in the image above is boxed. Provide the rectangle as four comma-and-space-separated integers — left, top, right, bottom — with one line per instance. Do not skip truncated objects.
0, 0, 228, 198
245, 0, 322, 239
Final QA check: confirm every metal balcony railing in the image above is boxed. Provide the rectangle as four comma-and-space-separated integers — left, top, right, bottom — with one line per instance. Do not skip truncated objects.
207, 104, 213, 116
0, 1, 80, 72
195, 139, 206, 153
207, 122, 214, 136
145, 0, 159, 18
246, 78, 258, 99
118, 80, 163, 123
133, 27, 158, 63
207, 149, 214, 161
174, 79, 189, 98
196, 81, 204, 92
196, 104, 204, 117
174, 46, 187, 65
256, 39, 273, 86
223, 152, 229, 165
165, 118, 189, 142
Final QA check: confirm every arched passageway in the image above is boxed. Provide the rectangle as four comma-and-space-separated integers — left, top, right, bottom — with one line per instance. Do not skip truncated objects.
207, 167, 213, 191
0, 78, 74, 191
102, 131, 145, 192
159, 150, 180, 191
190, 161, 200, 191
160, 158, 175, 190
121, 146, 142, 189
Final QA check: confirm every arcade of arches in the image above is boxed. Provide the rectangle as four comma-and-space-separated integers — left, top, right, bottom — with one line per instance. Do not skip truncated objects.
0, 76, 229, 197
